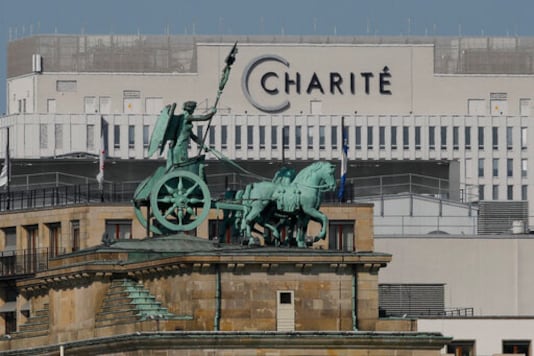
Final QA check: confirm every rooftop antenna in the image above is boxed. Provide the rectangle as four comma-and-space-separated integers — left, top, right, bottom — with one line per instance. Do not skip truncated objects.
334, 25, 337, 36
192, 20, 196, 35
281, 25, 285, 35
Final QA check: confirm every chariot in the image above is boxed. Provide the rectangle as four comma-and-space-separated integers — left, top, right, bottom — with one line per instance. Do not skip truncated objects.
131, 42, 336, 246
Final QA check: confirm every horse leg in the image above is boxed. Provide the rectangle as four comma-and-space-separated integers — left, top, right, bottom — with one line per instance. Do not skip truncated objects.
303, 207, 329, 242
242, 201, 267, 246
295, 216, 310, 248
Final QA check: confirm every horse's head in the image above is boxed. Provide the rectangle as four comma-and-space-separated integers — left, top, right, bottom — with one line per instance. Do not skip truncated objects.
324, 163, 337, 191
313, 162, 336, 192
293, 162, 337, 191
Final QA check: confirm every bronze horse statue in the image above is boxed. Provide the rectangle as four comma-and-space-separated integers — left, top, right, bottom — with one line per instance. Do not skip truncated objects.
239, 162, 336, 247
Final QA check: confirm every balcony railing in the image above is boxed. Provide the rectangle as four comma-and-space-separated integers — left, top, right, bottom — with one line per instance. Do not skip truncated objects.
0, 248, 49, 277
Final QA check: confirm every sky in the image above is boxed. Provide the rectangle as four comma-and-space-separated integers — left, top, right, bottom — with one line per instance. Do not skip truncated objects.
2, 0, 534, 114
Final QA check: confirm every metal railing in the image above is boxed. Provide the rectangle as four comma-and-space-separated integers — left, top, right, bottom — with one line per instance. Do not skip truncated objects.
0, 248, 48, 277
0, 171, 454, 212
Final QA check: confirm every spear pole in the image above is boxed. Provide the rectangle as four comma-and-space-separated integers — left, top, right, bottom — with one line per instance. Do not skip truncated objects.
198, 42, 237, 154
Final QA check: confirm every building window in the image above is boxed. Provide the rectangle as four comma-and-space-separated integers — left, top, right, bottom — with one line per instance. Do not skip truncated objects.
429, 126, 435, 149
55, 124, 63, 150
209, 127, 216, 148
99, 96, 111, 114
447, 340, 475, 356
195, 126, 202, 149
492, 185, 499, 200
105, 219, 132, 240
271, 126, 277, 149
40, 124, 48, 149
295, 126, 301, 149
56, 80, 77, 92
328, 221, 355, 251
478, 158, 484, 177
453, 126, 459, 150
47, 99, 56, 113
522, 185, 528, 200
478, 127, 484, 149
235, 125, 241, 149
331, 125, 338, 149
367, 126, 373, 149
260, 125, 266, 149
521, 127, 527, 149
493, 158, 499, 177
522, 159, 528, 177
145, 97, 163, 114
507, 185, 514, 200
507, 126, 513, 150
143, 125, 149, 148
465, 126, 471, 149
47, 223, 61, 257
87, 125, 95, 151
284, 126, 291, 149
307, 126, 313, 149
391, 126, 397, 149
71, 220, 80, 252
319, 126, 325, 149
403, 126, 409, 149
415, 126, 421, 150
520, 98, 531, 116
221, 125, 227, 149
247, 125, 253, 149
478, 185, 485, 201
379, 126, 386, 149
355, 126, 362, 149
128, 125, 135, 148
84, 96, 97, 113
440, 127, 447, 150
114, 125, 120, 148
503, 340, 530, 356
492, 126, 499, 150
468, 98, 486, 115
507, 158, 514, 177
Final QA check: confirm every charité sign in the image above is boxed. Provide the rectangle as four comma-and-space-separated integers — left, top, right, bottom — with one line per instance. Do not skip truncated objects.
241, 54, 392, 113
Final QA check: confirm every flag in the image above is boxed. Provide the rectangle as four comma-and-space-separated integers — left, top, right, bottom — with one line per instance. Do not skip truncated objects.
96, 119, 105, 190
0, 129, 9, 188
338, 117, 348, 202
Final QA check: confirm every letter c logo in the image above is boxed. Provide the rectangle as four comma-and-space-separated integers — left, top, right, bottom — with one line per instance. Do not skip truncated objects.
242, 54, 290, 113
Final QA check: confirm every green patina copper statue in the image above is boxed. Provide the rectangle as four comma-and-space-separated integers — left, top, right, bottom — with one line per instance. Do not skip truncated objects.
148, 101, 216, 170
132, 42, 337, 248
238, 162, 336, 247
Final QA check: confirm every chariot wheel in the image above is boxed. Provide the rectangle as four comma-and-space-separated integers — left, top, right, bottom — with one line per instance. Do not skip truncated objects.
133, 176, 169, 235
150, 170, 211, 232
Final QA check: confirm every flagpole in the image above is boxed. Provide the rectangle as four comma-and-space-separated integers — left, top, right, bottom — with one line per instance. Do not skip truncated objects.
96, 117, 105, 202
6, 128, 10, 210
338, 117, 348, 203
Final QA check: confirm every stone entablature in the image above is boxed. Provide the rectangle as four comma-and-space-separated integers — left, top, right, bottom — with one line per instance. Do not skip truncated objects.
0, 235, 452, 354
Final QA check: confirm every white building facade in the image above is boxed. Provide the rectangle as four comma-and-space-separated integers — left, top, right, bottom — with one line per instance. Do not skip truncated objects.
3, 35, 534, 226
